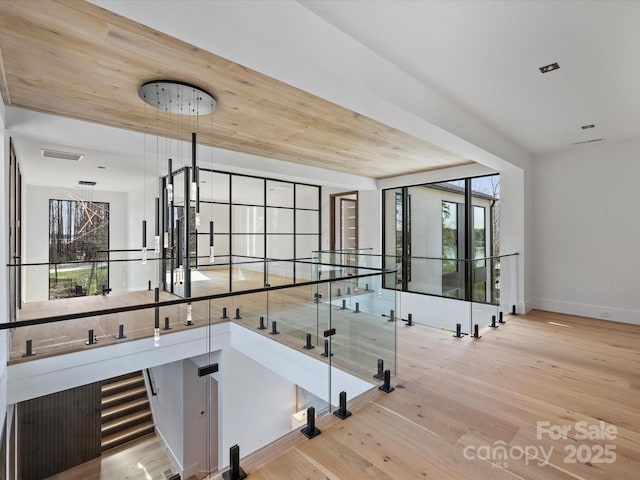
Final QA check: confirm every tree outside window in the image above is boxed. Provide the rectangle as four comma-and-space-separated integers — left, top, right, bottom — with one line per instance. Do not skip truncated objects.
49, 199, 109, 299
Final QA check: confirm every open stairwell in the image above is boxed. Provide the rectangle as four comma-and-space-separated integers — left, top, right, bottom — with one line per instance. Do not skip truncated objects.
101, 371, 154, 451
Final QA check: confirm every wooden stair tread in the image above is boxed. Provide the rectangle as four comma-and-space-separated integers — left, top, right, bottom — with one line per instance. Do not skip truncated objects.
101, 396, 149, 420
101, 371, 140, 385
101, 421, 154, 451
101, 385, 147, 407
101, 375, 144, 395
102, 410, 152, 434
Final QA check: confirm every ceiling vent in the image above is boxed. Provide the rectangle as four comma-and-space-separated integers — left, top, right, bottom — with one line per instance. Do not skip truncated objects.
41, 149, 84, 161
78, 180, 96, 186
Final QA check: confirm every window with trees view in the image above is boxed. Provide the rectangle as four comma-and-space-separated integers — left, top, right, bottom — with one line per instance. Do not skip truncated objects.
49, 199, 109, 299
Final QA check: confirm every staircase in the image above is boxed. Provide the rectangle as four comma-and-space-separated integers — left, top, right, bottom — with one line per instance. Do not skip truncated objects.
101, 371, 154, 451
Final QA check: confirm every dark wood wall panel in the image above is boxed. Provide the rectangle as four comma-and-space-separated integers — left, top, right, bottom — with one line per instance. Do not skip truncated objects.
18, 382, 102, 480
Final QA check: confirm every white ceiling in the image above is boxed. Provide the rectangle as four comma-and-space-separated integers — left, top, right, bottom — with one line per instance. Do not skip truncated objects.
301, 0, 640, 155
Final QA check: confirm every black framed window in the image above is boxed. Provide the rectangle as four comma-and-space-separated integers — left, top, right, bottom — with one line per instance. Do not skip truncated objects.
48, 199, 109, 299
183, 168, 320, 288
382, 174, 499, 303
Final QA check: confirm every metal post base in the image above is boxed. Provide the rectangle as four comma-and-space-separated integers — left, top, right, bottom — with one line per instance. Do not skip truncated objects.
300, 425, 321, 439
333, 408, 352, 420
221, 468, 247, 480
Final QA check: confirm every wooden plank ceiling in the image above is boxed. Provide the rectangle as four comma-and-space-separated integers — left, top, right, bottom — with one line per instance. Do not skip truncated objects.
0, 0, 472, 179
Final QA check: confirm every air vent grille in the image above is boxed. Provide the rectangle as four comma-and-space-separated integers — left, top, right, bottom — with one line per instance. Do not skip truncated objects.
41, 149, 84, 161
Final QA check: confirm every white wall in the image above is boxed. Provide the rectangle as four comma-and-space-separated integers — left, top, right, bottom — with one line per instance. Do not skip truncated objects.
148, 360, 185, 472
357, 189, 380, 253
500, 166, 527, 312
217, 345, 296, 469
531, 139, 640, 324
148, 356, 218, 478
23, 185, 128, 302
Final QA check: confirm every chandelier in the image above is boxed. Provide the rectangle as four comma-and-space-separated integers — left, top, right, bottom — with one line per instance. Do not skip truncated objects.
138, 80, 217, 310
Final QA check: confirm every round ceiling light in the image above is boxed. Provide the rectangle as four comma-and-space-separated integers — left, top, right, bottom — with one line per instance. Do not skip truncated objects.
138, 80, 217, 115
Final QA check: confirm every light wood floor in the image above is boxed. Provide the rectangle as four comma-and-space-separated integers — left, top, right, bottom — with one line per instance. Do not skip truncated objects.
49, 434, 176, 480
214, 310, 640, 480
32, 310, 640, 479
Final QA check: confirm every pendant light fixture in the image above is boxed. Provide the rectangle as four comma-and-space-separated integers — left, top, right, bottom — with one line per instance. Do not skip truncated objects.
138, 80, 217, 296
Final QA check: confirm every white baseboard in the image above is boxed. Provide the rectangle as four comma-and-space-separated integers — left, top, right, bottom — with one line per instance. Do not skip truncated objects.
523, 298, 534, 314
531, 297, 640, 325
182, 461, 200, 479
156, 427, 183, 477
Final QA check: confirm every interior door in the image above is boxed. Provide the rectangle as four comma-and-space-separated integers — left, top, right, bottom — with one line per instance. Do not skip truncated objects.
330, 191, 358, 251
339, 198, 357, 250
8, 140, 18, 320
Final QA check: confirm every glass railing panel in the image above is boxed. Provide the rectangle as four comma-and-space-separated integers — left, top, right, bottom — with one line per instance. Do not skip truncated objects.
5, 264, 398, 477
99, 250, 162, 294
189, 255, 233, 296
8, 291, 214, 364
497, 254, 519, 316
328, 271, 397, 382
470, 300, 499, 336
292, 260, 315, 283
230, 256, 265, 291
229, 278, 335, 411
265, 259, 295, 287
405, 257, 466, 300
383, 254, 402, 289
220, 290, 268, 332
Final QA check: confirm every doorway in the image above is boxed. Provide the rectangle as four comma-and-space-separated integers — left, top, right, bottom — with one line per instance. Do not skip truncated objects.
330, 191, 358, 251
9, 139, 22, 320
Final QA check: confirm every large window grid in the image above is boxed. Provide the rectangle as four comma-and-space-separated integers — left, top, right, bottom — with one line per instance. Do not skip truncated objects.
172, 168, 321, 289
382, 174, 498, 303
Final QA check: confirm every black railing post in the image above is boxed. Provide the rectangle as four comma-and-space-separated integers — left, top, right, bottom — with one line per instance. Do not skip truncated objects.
453, 323, 465, 338
23, 339, 35, 357
303, 333, 314, 350
379, 369, 395, 393
116, 324, 126, 339
85, 329, 96, 345
270, 321, 279, 335
300, 406, 321, 439
221, 444, 247, 480
472, 324, 481, 339
333, 391, 352, 420
374, 358, 384, 379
